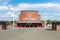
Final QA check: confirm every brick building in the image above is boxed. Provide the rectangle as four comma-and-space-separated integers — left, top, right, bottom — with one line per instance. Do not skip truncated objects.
16, 10, 43, 28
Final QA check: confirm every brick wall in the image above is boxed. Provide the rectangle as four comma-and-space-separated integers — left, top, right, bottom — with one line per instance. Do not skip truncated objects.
18, 11, 40, 22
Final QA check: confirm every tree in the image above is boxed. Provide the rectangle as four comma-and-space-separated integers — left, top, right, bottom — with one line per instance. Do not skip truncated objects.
46, 20, 52, 25
6, 21, 11, 25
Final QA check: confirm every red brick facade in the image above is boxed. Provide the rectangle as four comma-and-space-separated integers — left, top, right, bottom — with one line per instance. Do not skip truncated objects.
18, 10, 40, 22
17, 10, 42, 28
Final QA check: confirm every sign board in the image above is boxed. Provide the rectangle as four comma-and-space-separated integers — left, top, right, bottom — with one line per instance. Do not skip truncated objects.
22, 18, 36, 20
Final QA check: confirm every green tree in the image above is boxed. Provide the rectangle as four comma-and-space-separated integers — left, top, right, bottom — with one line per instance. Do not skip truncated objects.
6, 21, 11, 25
46, 20, 52, 25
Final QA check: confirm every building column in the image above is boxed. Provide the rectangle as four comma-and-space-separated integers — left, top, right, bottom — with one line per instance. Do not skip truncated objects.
29, 24, 30, 28
32, 24, 34, 28
24, 23, 26, 28
20, 24, 22, 28
37, 24, 40, 28
37, 24, 39, 27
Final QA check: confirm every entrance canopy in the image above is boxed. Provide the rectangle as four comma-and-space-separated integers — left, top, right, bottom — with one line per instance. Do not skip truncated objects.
17, 21, 43, 23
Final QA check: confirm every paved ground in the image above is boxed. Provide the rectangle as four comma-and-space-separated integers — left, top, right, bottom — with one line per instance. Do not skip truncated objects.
0, 28, 60, 40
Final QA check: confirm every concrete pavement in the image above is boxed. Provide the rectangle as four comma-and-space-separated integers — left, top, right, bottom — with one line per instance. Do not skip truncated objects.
0, 28, 60, 40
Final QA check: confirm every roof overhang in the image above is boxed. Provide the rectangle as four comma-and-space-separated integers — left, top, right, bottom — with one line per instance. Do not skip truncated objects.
17, 21, 43, 23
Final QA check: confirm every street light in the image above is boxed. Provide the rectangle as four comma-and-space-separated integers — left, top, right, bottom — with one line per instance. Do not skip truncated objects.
44, 10, 48, 28
13, 15, 14, 28
44, 19, 47, 28
11, 13, 16, 28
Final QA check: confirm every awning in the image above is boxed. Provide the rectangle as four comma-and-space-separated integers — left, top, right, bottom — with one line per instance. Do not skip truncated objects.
17, 21, 43, 23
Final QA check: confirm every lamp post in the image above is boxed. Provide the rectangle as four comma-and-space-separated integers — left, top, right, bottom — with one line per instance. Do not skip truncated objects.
13, 15, 14, 28
44, 19, 47, 28
12, 13, 16, 28
44, 10, 48, 29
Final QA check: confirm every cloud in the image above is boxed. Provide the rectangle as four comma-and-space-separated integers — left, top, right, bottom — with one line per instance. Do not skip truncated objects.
54, 14, 60, 16
0, 11, 18, 21
8, 4, 15, 11
0, 6, 8, 10
5, 11, 17, 17
0, 2, 60, 20
0, 3, 60, 11
15, 3, 60, 11
0, 11, 17, 17
0, 0, 12, 3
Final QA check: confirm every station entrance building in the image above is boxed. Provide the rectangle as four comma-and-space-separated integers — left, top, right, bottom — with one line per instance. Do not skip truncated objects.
16, 10, 43, 28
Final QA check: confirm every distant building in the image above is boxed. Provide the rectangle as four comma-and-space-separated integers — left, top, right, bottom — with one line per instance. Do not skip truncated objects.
52, 21, 60, 31
0, 21, 7, 30
16, 10, 43, 28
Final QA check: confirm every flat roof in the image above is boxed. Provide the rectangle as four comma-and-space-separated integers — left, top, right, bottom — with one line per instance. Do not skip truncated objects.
52, 21, 60, 24
17, 21, 43, 23
20, 10, 38, 12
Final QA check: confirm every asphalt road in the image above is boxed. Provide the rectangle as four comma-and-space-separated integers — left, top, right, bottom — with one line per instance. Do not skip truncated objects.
0, 28, 60, 40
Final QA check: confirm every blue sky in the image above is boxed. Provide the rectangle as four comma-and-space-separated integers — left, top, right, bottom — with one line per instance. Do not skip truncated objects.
0, 0, 60, 21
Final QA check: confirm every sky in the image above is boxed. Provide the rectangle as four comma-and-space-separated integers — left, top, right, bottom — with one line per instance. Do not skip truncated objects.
0, 0, 60, 21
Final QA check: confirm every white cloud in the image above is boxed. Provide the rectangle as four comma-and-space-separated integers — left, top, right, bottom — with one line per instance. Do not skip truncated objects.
6, 11, 17, 17
0, 6, 8, 10
0, 11, 17, 21
0, 3, 60, 11
0, 0, 12, 3
15, 3, 60, 11
0, 11, 17, 17
8, 4, 15, 11
0, 5, 15, 11
0, 3, 60, 20
54, 14, 60, 16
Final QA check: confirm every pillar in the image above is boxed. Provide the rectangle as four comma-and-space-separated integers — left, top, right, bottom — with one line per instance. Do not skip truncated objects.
24, 23, 26, 28
20, 24, 22, 28
33, 24, 34, 28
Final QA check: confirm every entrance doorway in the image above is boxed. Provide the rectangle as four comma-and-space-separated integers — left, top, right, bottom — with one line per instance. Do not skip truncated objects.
17, 23, 42, 28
